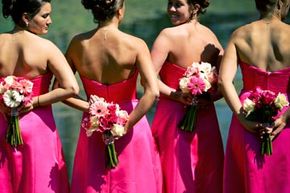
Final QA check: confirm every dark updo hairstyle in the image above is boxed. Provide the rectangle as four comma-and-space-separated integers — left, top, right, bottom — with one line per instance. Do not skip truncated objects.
2, 0, 51, 27
81, 0, 124, 23
255, 0, 277, 13
188, 0, 210, 15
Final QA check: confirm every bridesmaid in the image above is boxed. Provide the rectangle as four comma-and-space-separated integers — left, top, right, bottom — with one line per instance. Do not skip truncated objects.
151, 0, 224, 192
219, 0, 290, 192
60, 0, 162, 192
0, 0, 79, 193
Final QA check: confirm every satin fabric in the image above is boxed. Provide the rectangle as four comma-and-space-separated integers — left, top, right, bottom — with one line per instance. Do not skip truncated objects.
152, 62, 224, 193
71, 70, 162, 193
223, 61, 290, 193
0, 73, 69, 193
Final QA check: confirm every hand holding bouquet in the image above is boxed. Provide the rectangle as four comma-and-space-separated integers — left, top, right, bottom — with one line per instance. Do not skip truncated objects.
82, 95, 129, 168
242, 88, 289, 155
178, 62, 217, 132
0, 76, 33, 147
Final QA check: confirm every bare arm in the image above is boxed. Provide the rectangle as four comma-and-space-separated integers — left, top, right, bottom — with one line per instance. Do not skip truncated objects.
203, 29, 224, 102
218, 38, 241, 114
53, 39, 89, 112
218, 34, 260, 133
124, 39, 159, 131
27, 41, 79, 110
151, 30, 192, 105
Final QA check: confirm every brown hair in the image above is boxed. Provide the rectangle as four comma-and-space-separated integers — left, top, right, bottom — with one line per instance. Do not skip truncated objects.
188, 0, 210, 15
255, 0, 277, 12
81, 0, 124, 23
2, 0, 51, 27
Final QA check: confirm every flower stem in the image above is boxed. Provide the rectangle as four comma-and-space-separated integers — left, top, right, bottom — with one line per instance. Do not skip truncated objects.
261, 133, 272, 156
179, 105, 198, 132
106, 143, 118, 169
6, 114, 23, 147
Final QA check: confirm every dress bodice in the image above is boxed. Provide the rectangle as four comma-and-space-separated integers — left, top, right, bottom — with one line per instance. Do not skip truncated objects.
159, 62, 186, 90
30, 73, 53, 96
80, 70, 138, 103
240, 61, 290, 95
0, 73, 52, 97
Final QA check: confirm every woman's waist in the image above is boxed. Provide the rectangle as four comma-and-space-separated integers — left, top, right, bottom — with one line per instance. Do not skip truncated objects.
86, 98, 139, 113
86, 92, 137, 103
158, 94, 215, 107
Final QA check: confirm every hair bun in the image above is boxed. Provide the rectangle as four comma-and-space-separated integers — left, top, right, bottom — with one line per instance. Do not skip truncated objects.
82, 0, 123, 22
2, 0, 16, 18
82, 0, 115, 10
192, 0, 210, 14
198, 0, 210, 9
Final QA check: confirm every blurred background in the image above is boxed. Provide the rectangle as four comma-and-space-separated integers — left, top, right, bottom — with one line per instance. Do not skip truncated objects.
0, 0, 289, 179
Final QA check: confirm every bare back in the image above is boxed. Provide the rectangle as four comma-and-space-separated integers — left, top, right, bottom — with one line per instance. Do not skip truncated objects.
67, 28, 145, 84
0, 31, 52, 77
233, 19, 290, 71
164, 22, 223, 68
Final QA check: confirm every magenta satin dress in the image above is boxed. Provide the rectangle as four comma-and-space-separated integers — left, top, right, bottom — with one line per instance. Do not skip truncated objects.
151, 62, 224, 193
71, 70, 162, 193
224, 62, 290, 193
0, 73, 69, 193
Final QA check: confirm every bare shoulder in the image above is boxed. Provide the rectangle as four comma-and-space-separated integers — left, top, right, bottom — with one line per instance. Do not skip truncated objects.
66, 30, 96, 57
198, 24, 223, 50
153, 26, 182, 48
18, 34, 58, 57
229, 22, 253, 42
160, 26, 179, 36
274, 22, 290, 39
199, 24, 217, 36
119, 31, 149, 51
0, 33, 11, 45
168, 25, 190, 38
273, 22, 290, 53
69, 30, 94, 47
0, 33, 10, 39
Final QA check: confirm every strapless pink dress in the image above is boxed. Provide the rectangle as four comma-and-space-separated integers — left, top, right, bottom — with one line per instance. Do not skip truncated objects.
71, 70, 162, 193
224, 62, 290, 193
151, 62, 224, 193
0, 73, 69, 193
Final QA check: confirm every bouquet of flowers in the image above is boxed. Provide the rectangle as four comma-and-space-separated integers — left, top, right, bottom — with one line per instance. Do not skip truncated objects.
178, 62, 217, 132
82, 95, 129, 168
242, 87, 289, 155
0, 76, 33, 147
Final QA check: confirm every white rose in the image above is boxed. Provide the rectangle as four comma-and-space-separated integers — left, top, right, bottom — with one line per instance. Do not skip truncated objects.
203, 79, 212, 92
111, 124, 126, 137
116, 110, 129, 120
191, 62, 200, 69
274, 93, 289, 109
3, 90, 24, 108
199, 62, 212, 75
4, 76, 15, 86
179, 77, 190, 93
243, 98, 255, 116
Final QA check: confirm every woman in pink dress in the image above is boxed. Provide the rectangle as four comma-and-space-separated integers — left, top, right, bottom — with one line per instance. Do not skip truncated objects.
0, 0, 79, 193
62, 0, 162, 192
150, 0, 224, 192
219, 0, 290, 192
